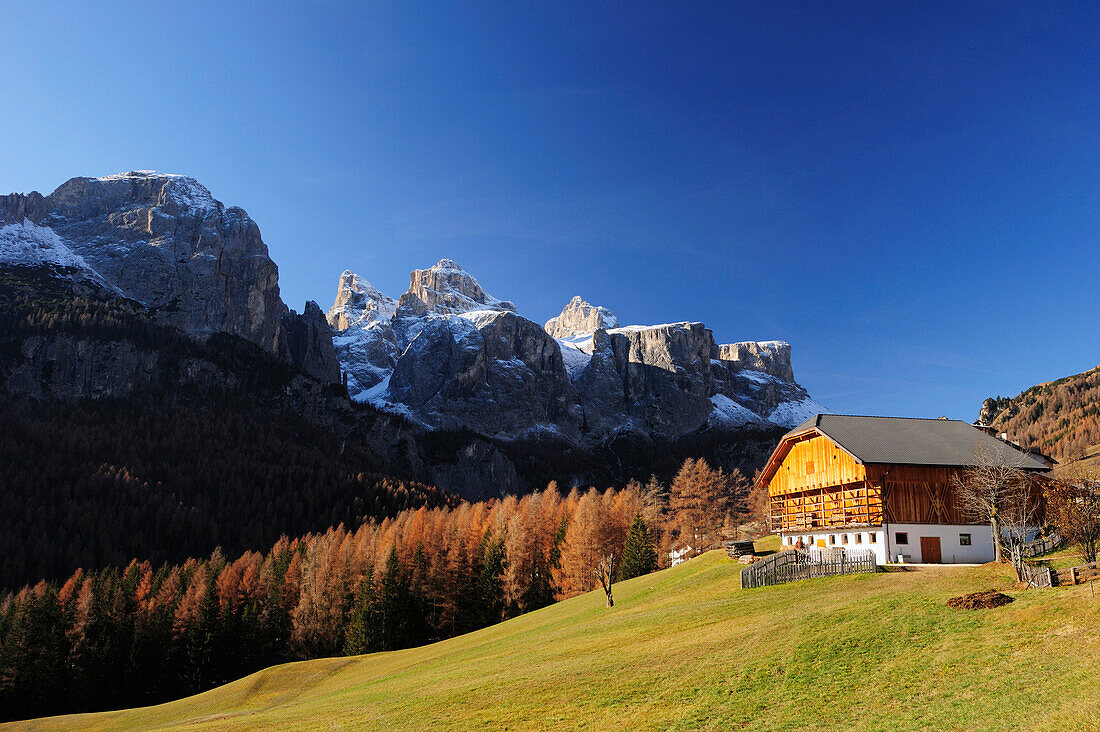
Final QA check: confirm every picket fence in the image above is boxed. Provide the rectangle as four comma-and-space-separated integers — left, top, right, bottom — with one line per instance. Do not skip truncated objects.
740, 548, 877, 589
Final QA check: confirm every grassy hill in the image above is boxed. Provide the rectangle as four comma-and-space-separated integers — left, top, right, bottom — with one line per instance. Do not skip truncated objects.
13, 545, 1100, 731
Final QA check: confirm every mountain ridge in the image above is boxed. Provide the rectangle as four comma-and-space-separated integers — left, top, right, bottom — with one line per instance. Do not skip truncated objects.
979, 364, 1100, 462
327, 260, 824, 443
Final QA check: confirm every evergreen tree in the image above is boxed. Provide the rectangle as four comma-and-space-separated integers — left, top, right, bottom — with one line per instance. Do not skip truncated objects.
617, 515, 658, 581
342, 567, 376, 656
376, 549, 409, 651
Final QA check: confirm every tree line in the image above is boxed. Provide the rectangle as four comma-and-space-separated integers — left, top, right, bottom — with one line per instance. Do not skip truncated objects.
0, 459, 751, 722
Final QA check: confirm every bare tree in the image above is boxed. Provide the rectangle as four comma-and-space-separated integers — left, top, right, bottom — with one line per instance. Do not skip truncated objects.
593, 554, 614, 608
1046, 467, 1100, 564
951, 444, 1037, 562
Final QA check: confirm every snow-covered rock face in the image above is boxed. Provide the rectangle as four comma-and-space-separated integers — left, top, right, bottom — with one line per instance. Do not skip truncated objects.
327, 270, 397, 331
0, 219, 95, 271
719, 340, 794, 382
328, 257, 826, 438
544, 295, 618, 339
2, 171, 281, 347
396, 258, 516, 317
1, 171, 339, 383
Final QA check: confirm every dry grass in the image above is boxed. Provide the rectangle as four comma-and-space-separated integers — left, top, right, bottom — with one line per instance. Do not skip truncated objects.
11, 542, 1100, 732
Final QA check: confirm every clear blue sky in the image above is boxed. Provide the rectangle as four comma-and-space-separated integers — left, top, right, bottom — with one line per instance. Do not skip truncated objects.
3, 2, 1098, 421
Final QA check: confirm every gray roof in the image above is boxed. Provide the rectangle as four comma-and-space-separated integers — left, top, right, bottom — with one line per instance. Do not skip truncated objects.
786, 414, 1050, 471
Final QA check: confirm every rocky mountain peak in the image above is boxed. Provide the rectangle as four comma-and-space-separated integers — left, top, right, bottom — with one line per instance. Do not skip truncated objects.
1, 171, 338, 384
396, 259, 517, 316
544, 295, 619, 339
718, 341, 794, 381
46, 171, 222, 221
327, 270, 397, 331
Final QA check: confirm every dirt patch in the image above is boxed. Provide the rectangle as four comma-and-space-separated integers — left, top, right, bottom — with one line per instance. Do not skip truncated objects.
946, 590, 1015, 610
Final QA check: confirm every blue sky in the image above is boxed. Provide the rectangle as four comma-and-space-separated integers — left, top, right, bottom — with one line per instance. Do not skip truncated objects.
3, 2, 1098, 420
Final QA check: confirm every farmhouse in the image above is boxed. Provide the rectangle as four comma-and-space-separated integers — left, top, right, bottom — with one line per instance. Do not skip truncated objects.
756, 415, 1051, 564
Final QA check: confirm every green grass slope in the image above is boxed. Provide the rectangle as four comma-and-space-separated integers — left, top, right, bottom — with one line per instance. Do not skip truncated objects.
12, 548, 1100, 732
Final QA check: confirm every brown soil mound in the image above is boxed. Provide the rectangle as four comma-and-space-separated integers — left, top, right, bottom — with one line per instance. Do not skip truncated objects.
946, 590, 1015, 610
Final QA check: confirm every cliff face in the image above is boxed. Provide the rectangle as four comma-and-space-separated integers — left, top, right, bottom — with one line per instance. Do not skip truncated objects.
719, 341, 795, 382
0, 171, 338, 383
328, 270, 397, 331
396, 259, 516, 317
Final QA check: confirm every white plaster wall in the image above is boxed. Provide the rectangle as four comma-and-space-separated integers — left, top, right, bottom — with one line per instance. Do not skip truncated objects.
883, 523, 994, 563
778, 530, 888, 564
778, 524, 1009, 564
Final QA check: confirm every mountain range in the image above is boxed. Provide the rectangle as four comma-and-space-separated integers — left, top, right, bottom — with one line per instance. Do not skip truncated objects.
326, 259, 821, 443
1, 171, 822, 503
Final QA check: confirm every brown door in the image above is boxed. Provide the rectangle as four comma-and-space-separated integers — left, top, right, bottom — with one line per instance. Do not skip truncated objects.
920, 536, 942, 563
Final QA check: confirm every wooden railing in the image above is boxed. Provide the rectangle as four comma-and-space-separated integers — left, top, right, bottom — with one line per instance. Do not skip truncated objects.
741, 548, 877, 589
1052, 561, 1100, 587
1021, 532, 1063, 558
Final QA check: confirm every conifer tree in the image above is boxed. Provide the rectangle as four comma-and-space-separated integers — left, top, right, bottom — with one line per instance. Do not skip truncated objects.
617, 514, 658, 581
342, 567, 376, 656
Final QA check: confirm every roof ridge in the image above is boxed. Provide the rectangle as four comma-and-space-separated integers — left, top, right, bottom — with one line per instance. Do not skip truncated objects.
820, 414, 969, 423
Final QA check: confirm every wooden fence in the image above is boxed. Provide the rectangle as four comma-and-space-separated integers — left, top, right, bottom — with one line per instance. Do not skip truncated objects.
1014, 560, 1053, 589
1052, 561, 1100, 587
1022, 532, 1063, 558
740, 548, 877, 589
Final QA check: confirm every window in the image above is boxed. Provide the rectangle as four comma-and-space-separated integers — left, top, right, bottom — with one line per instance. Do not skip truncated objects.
895, 532, 909, 545
855, 533, 863, 544
829, 534, 836, 545
870, 533, 877, 544
842, 534, 849, 544
959, 533, 972, 546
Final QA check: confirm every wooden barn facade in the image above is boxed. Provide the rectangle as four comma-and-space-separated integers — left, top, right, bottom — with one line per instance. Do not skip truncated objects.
756, 415, 1050, 564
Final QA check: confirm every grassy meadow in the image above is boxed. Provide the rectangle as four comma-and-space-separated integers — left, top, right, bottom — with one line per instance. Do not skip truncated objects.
11, 539, 1100, 732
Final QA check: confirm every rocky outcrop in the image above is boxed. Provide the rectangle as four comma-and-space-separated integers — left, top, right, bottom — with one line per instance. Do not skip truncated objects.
588, 323, 715, 439
719, 341, 795, 381
544, 296, 618, 339
281, 301, 340, 383
1, 171, 339, 383
388, 311, 577, 436
327, 270, 397, 330
395, 259, 516, 316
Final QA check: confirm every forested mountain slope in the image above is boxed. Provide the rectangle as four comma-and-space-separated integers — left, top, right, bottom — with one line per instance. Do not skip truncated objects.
980, 365, 1100, 462
0, 264, 449, 589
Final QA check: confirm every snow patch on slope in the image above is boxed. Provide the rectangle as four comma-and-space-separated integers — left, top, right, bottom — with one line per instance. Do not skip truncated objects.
767, 397, 829, 429
708, 394, 768, 428
558, 339, 593, 379
1, 219, 93, 269
0, 219, 120, 294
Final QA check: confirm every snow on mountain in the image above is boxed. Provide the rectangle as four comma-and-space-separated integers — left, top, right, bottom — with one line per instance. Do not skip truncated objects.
328, 258, 826, 436
767, 396, 830, 429
396, 258, 516, 316
557, 337, 594, 379
1, 219, 94, 270
0, 219, 117, 291
708, 394, 768, 428
544, 296, 618, 339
